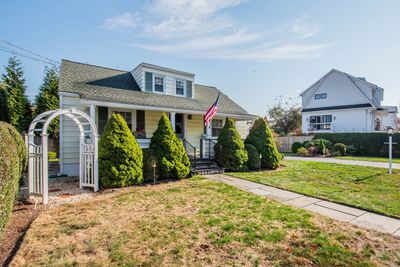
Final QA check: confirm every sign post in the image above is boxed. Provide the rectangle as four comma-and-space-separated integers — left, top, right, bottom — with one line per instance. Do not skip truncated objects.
385, 127, 396, 174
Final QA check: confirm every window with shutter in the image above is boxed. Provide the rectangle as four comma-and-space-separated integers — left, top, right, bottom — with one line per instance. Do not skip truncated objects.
145, 72, 153, 92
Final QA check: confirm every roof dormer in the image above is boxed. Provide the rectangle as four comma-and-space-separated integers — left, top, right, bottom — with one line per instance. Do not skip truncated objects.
131, 63, 195, 98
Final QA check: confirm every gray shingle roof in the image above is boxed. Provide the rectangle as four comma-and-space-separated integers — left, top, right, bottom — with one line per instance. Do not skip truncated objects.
59, 60, 255, 118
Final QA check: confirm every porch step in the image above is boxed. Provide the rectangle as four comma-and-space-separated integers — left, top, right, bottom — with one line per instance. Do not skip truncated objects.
190, 159, 224, 175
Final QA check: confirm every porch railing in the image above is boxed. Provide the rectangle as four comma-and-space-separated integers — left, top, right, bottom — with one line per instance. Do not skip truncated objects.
200, 138, 217, 160
181, 138, 197, 169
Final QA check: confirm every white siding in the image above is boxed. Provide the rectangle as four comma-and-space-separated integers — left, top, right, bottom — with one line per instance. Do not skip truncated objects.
302, 108, 373, 133
235, 120, 251, 139
131, 66, 143, 91
60, 95, 87, 176
303, 71, 371, 110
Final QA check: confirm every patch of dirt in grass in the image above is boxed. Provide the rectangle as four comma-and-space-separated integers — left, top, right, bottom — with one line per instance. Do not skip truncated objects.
0, 201, 42, 266
9, 178, 400, 266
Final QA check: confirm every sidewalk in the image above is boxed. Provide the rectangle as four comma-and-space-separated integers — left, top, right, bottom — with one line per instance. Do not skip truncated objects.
284, 156, 400, 169
204, 174, 400, 237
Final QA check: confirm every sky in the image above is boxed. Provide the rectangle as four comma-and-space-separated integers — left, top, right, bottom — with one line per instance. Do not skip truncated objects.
0, 0, 399, 116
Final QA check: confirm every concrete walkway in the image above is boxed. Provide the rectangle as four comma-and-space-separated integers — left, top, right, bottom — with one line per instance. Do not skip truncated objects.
204, 174, 400, 237
285, 156, 400, 169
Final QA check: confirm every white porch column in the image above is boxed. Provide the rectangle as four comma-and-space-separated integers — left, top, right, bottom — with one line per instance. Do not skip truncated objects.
206, 122, 212, 137
170, 112, 176, 132
89, 104, 96, 128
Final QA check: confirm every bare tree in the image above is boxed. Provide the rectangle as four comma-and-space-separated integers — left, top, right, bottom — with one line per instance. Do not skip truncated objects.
266, 96, 301, 135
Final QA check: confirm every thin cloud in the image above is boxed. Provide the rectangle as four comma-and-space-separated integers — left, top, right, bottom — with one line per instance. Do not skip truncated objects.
102, 0, 330, 60
102, 12, 138, 30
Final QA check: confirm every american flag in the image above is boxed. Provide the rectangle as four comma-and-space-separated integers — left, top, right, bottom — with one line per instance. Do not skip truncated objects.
204, 92, 221, 126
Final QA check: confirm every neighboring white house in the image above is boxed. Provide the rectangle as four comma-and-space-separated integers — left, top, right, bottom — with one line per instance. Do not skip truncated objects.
58, 60, 256, 176
300, 69, 398, 134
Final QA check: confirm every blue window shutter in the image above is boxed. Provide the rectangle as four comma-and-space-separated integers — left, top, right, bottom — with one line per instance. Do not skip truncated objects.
186, 80, 193, 98
145, 72, 153, 92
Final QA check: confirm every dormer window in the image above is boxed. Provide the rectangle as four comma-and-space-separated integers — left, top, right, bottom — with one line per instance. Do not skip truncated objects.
154, 75, 164, 92
176, 79, 185, 96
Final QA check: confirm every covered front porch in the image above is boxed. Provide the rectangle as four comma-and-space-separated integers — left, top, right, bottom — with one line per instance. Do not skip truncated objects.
82, 100, 254, 159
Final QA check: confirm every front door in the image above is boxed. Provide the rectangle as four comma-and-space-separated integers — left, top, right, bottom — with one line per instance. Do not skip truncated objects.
175, 113, 184, 138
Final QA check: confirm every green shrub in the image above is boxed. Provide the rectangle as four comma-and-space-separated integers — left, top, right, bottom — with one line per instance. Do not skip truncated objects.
303, 141, 313, 149
291, 142, 303, 153
296, 147, 309, 157
214, 118, 248, 172
48, 151, 58, 161
245, 118, 282, 169
313, 139, 332, 155
142, 148, 158, 182
0, 122, 27, 238
333, 143, 347, 156
150, 113, 190, 179
99, 113, 143, 188
314, 133, 400, 157
346, 145, 357, 155
245, 144, 261, 171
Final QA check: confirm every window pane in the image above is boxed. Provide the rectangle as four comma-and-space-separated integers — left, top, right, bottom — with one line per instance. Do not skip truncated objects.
154, 76, 164, 92
136, 110, 145, 131
176, 80, 185, 95
212, 119, 223, 137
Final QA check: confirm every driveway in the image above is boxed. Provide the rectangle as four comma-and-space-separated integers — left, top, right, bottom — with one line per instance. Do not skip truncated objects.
284, 156, 400, 169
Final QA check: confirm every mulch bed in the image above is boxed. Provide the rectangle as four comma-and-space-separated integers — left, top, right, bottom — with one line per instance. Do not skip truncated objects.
0, 201, 42, 266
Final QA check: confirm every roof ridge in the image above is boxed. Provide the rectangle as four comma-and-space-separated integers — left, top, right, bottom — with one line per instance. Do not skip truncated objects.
61, 59, 128, 72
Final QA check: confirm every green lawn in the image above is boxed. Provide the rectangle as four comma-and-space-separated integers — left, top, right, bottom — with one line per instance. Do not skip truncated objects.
229, 160, 400, 218
12, 177, 400, 266
337, 156, 400, 164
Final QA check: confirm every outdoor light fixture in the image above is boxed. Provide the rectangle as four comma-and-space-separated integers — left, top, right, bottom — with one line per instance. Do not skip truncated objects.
387, 127, 394, 136
188, 114, 192, 120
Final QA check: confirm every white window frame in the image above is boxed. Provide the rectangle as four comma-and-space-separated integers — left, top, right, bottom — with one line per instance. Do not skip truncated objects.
175, 79, 186, 96
153, 74, 165, 93
315, 93, 327, 100
211, 119, 224, 137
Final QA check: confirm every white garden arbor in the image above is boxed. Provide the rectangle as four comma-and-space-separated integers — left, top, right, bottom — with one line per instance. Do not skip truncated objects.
27, 108, 99, 204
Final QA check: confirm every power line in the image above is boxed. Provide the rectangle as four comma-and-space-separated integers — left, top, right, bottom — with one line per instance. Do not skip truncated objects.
0, 39, 59, 65
0, 39, 59, 66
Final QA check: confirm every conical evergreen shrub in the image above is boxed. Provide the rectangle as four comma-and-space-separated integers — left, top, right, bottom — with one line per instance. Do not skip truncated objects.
214, 118, 248, 172
99, 113, 143, 187
245, 118, 282, 169
150, 113, 190, 179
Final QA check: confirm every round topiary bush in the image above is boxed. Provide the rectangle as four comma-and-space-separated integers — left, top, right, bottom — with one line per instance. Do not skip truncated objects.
150, 113, 190, 179
214, 117, 248, 172
245, 144, 261, 171
245, 118, 282, 169
296, 147, 309, 157
99, 113, 143, 188
291, 142, 303, 153
333, 143, 347, 156
0, 122, 27, 238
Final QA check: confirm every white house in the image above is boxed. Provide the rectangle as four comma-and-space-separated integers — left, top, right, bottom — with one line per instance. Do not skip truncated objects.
300, 69, 398, 134
58, 60, 256, 176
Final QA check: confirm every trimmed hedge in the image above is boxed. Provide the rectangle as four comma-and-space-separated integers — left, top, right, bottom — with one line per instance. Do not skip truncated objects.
245, 144, 261, 171
314, 133, 400, 157
99, 113, 143, 188
150, 113, 190, 179
214, 118, 248, 172
0, 122, 27, 238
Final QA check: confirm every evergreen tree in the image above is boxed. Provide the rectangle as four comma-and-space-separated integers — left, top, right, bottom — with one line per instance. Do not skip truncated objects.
0, 83, 10, 122
150, 113, 190, 179
34, 66, 59, 136
1, 57, 32, 132
245, 118, 282, 169
214, 117, 248, 172
99, 113, 143, 187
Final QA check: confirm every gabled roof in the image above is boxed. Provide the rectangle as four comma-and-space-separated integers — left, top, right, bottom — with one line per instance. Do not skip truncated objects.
59, 60, 255, 118
134, 62, 195, 77
300, 69, 382, 108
